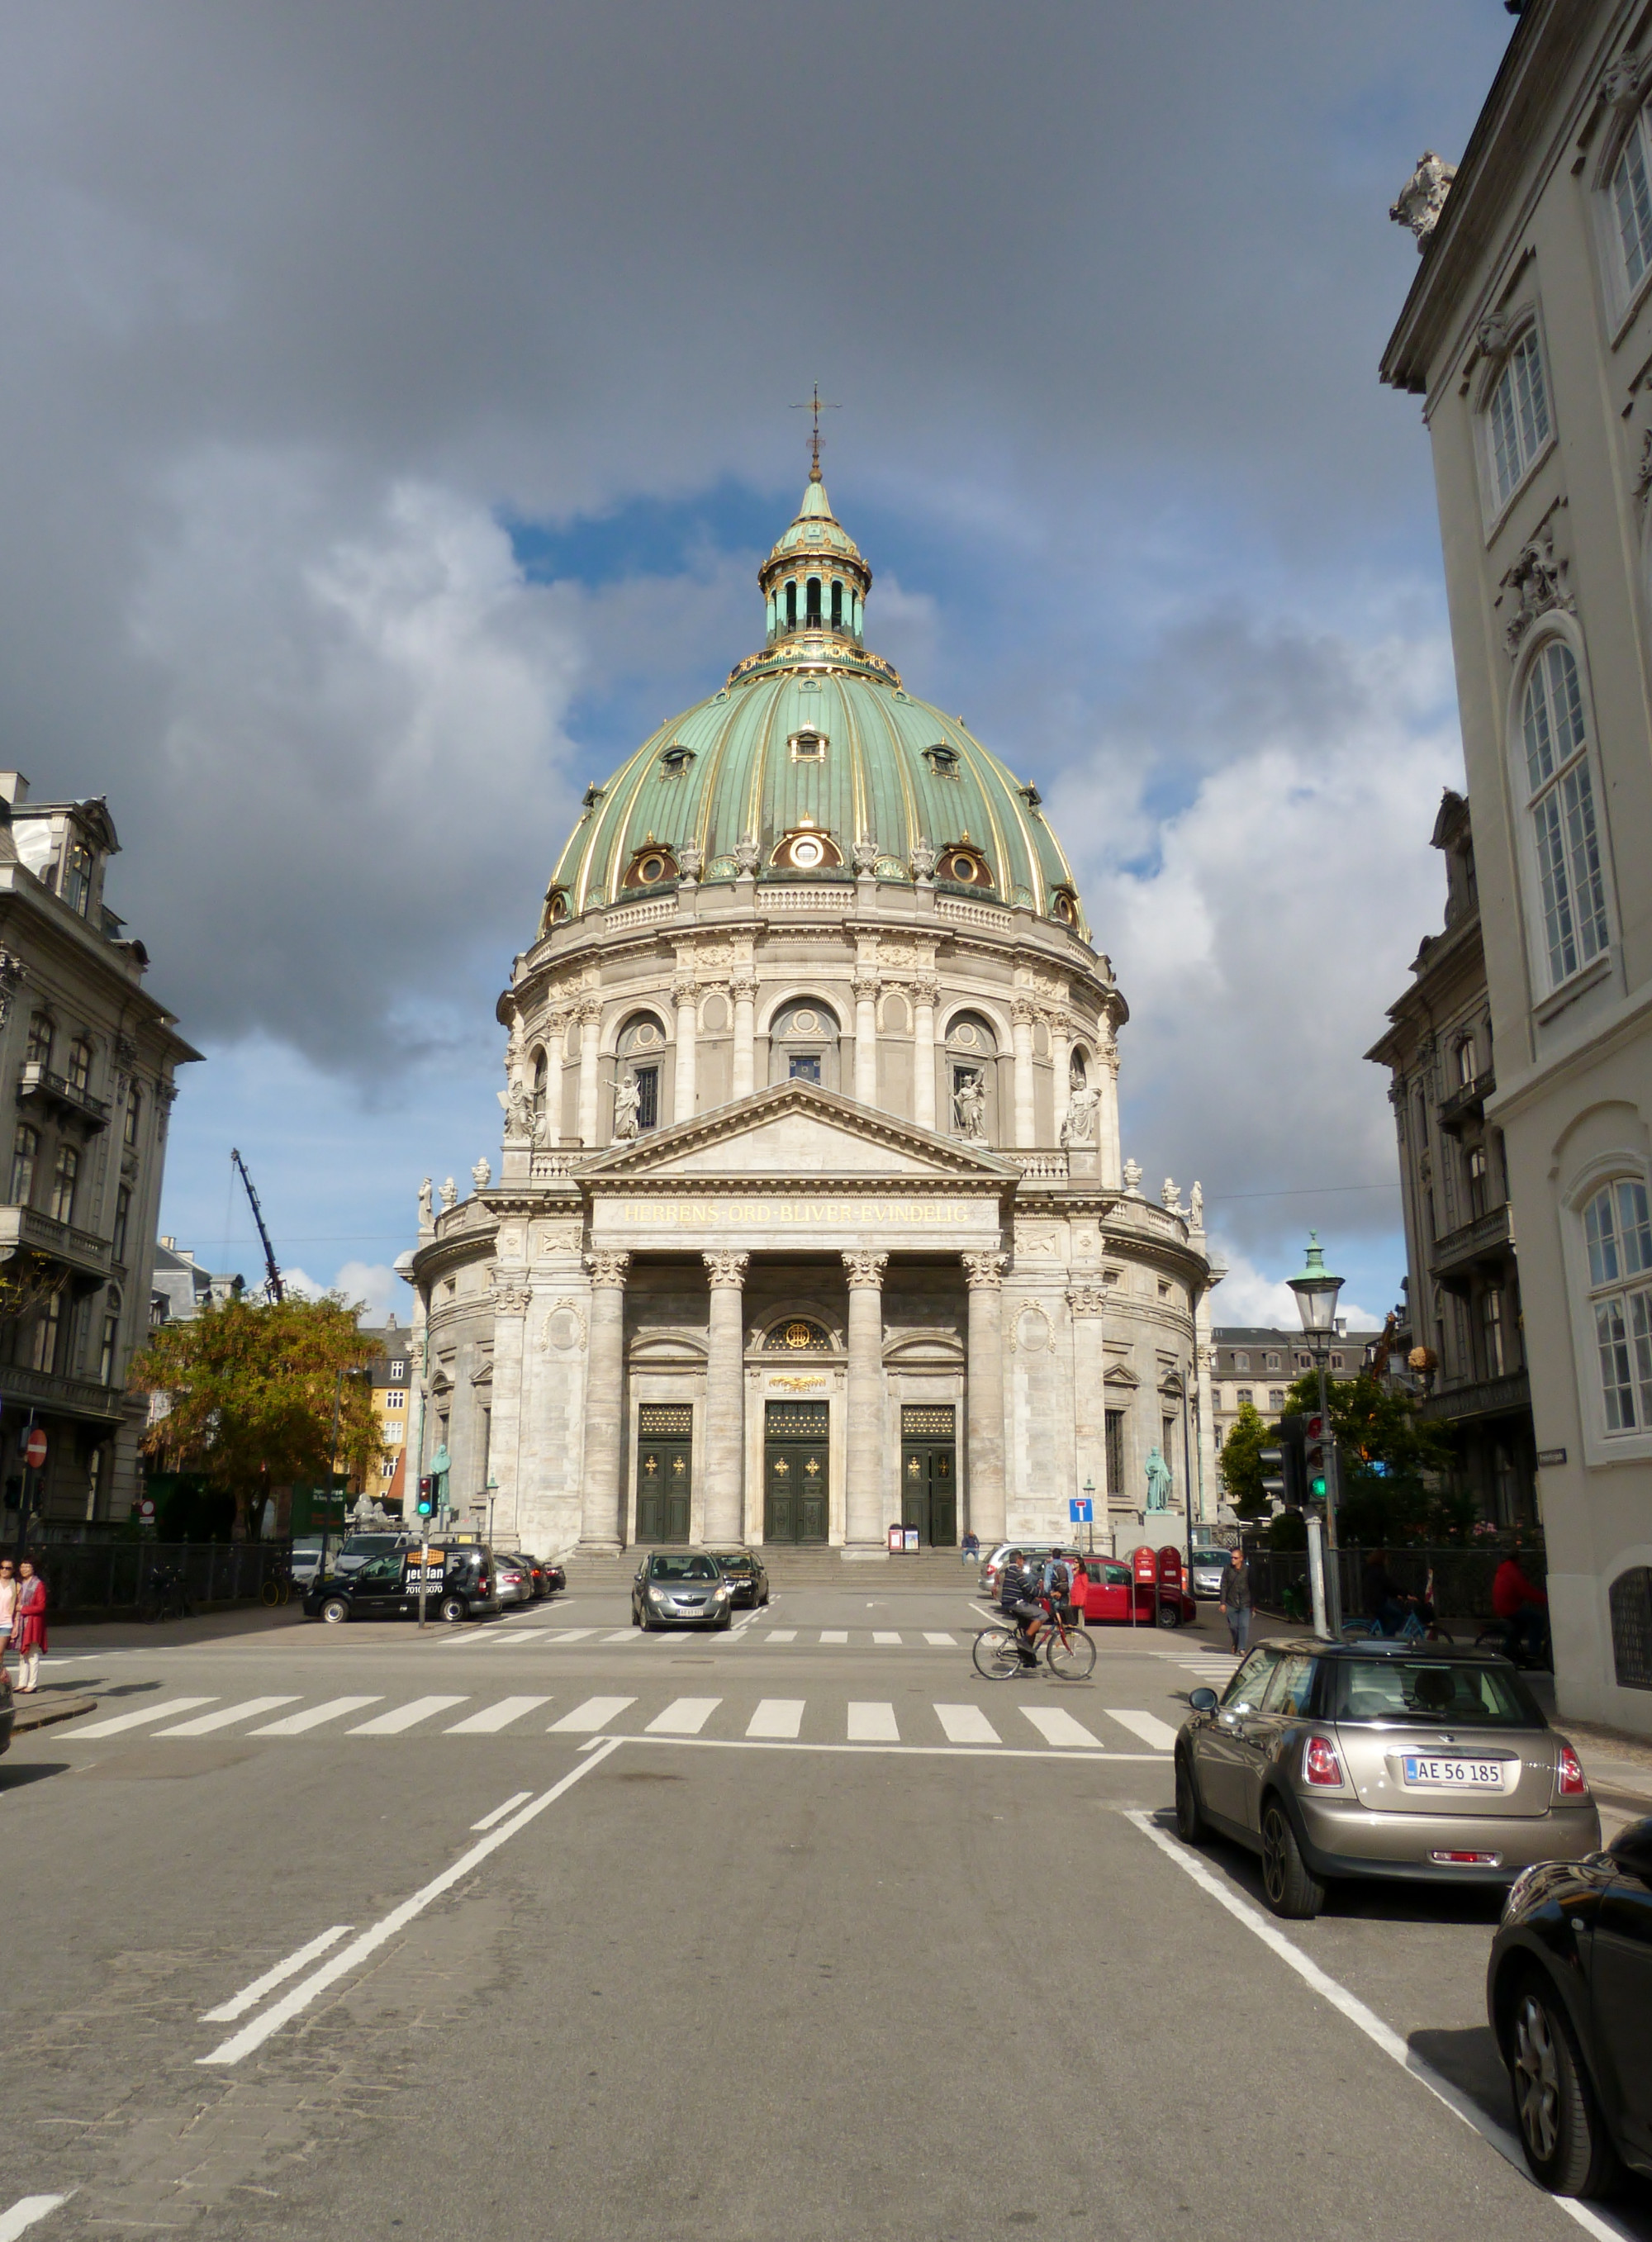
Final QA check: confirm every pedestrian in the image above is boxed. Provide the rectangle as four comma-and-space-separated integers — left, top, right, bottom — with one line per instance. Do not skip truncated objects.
1218, 1544, 1251, 1658
12, 1559, 46, 1693
0, 1559, 16, 1672
961, 1528, 980, 1570
1493, 1537, 1550, 1665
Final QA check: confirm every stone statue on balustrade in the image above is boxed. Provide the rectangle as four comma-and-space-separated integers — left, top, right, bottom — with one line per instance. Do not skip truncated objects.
1145, 1446, 1173, 1512
1059, 1082, 1099, 1147
1189, 1180, 1203, 1229
439, 1176, 458, 1212
613, 1070, 643, 1141
952, 1071, 987, 1142
418, 1176, 434, 1228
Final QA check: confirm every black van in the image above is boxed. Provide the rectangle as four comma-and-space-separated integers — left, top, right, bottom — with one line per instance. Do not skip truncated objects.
303, 1544, 501, 1626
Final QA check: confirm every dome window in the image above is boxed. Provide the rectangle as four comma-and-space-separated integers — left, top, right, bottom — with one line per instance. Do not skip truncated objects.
765, 1318, 831, 1353
540, 886, 570, 931
771, 827, 843, 873
924, 745, 961, 777
788, 728, 828, 764
1050, 886, 1080, 927
937, 843, 994, 889
623, 844, 680, 889
659, 744, 695, 777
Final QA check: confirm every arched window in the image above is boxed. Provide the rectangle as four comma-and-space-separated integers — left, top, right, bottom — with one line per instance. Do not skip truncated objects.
764, 1318, 832, 1353
532, 1047, 548, 1128
805, 576, 821, 626
616, 1014, 668, 1133
1484, 327, 1551, 509
1519, 640, 1610, 989
829, 578, 843, 630
1611, 98, 1652, 292
50, 1142, 78, 1224
25, 1014, 52, 1071
770, 999, 840, 1087
785, 581, 797, 631
31, 1289, 62, 1374
9, 1123, 37, 1206
112, 1183, 131, 1262
1583, 1177, 1652, 1432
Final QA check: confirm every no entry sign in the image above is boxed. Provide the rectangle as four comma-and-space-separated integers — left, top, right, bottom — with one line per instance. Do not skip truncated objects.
24, 1428, 47, 1470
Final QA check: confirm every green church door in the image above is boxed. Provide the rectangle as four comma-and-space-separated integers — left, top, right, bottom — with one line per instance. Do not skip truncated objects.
636, 1404, 692, 1544
900, 1404, 957, 1546
764, 1400, 828, 1544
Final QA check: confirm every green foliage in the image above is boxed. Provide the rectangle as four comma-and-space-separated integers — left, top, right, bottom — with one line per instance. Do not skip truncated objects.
1218, 1402, 1274, 1521
1279, 1366, 1452, 1484
130, 1294, 383, 1539
1265, 1508, 1308, 1551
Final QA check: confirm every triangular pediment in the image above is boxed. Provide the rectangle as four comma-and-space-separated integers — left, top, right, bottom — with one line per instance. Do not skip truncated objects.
582, 1081, 1019, 1185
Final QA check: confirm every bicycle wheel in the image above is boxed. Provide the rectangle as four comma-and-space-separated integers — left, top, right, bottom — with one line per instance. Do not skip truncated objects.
1045, 1624, 1097, 1679
260, 1576, 281, 1608
972, 1627, 1022, 1680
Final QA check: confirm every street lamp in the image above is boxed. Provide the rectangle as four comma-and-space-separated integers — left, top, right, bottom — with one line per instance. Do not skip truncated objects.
1288, 1233, 1345, 1635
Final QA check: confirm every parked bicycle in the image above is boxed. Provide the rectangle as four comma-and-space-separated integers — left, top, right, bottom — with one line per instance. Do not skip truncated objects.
973, 1593, 1097, 1681
259, 1567, 292, 1608
138, 1564, 192, 1622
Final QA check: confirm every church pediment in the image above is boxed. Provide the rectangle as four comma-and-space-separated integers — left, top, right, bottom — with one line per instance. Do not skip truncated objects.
581, 1081, 1019, 1185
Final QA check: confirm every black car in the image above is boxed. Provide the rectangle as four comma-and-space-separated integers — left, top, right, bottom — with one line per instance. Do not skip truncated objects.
304, 1545, 501, 1626
541, 1560, 566, 1596
1487, 1814, 1652, 2197
709, 1548, 769, 1608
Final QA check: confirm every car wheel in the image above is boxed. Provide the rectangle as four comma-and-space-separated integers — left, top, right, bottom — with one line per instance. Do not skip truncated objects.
1260, 1798, 1324, 1919
638, 1609, 653, 1633
759, 1588, 769, 1606
1175, 1753, 1208, 1845
1506, 1974, 1621, 2198
716, 1613, 733, 1631
439, 1595, 467, 1625
320, 1597, 350, 1626
1156, 1602, 1181, 1630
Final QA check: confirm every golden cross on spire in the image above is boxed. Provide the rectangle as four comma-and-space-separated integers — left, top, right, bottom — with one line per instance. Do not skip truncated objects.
791, 382, 839, 478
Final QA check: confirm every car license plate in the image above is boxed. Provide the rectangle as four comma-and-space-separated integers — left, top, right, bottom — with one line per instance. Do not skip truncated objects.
1401, 1755, 1507, 1790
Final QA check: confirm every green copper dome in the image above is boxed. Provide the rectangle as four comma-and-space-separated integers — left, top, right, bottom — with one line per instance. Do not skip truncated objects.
543, 473, 1086, 936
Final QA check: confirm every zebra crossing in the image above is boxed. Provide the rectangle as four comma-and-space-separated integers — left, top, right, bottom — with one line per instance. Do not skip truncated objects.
439, 1624, 972, 1648
65, 1689, 1182, 1752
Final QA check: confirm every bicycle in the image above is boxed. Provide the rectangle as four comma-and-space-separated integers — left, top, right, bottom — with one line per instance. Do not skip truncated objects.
259, 1568, 292, 1608
973, 1594, 1097, 1681
138, 1564, 191, 1622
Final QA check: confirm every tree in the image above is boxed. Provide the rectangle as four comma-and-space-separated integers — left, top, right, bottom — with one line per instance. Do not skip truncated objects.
0, 1252, 70, 1334
1277, 1366, 1455, 1546
129, 1294, 385, 1538
1218, 1402, 1274, 1521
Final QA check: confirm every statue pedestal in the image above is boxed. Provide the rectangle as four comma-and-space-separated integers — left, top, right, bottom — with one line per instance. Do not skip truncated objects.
500, 1142, 531, 1184
1067, 1145, 1098, 1179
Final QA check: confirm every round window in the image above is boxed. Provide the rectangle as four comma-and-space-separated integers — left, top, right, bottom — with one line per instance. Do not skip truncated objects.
953, 1023, 978, 1048
791, 835, 824, 869
631, 1022, 659, 1048
792, 1009, 819, 1035
637, 853, 669, 884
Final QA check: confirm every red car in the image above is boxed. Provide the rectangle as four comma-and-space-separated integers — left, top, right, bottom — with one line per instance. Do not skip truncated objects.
1070, 1556, 1195, 1630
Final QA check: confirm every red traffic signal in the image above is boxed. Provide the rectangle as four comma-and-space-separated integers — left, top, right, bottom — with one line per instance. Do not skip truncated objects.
1306, 1414, 1324, 1439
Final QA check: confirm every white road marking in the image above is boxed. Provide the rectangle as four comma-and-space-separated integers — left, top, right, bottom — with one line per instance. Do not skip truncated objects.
551, 1627, 596, 1641
199, 1925, 354, 2023
480, 1630, 539, 1646
645, 1698, 722, 1735
764, 1630, 798, 1643
251, 1697, 383, 1736
650, 1631, 693, 1642
348, 1696, 469, 1734
871, 1632, 903, 1646
472, 1790, 533, 1831
548, 1695, 636, 1732
444, 1696, 551, 1734
601, 1630, 637, 1643
847, 1702, 900, 1741
1019, 1707, 1104, 1749
0, 2197, 69, 2239
201, 1742, 624, 2064
819, 1630, 848, 1643
1104, 1708, 1179, 1750
156, 1697, 300, 1736
934, 1704, 999, 1745
923, 1632, 957, 1646
1122, 1811, 1631, 2242
747, 1698, 805, 1738
73, 1697, 216, 1737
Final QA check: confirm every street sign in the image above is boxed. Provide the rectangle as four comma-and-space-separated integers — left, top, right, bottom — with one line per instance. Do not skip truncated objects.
24, 1428, 47, 1470
137, 1497, 155, 1522
1069, 1496, 1093, 1523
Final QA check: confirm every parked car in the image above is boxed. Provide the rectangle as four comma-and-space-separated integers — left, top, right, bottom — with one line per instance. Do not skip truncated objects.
1071, 1556, 1197, 1630
976, 1543, 1086, 1600
709, 1549, 769, 1608
1174, 1638, 1599, 1919
541, 1560, 567, 1596
631, 1551, 734, 1631
494, 1556, 533, 1607
1189, 1546, 1231, 1600
511, 1553, 549, 1599
305, 1545, 500, 1626
1487, 1815, 1652, 2197
288, 1537, 330, 1590
330, 1531, 413, 1578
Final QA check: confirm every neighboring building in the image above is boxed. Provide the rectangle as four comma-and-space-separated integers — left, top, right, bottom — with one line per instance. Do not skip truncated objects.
1383, 1, 1652, 1729
150, 1237, 242, 1326
0, 776, 198, 1524
1209, 1324, 1366, 1453
358, 1316, 412, 1516
1367, 792, 1538, 1526
404, 464, 1218, 1557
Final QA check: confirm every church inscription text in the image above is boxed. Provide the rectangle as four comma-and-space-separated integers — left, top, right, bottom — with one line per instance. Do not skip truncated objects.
605, 1195, 987, 1231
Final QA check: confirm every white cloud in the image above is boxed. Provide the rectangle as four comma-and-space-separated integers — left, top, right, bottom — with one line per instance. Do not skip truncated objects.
278, 1261, 400, 1319
1207, 1244, 1381, 1332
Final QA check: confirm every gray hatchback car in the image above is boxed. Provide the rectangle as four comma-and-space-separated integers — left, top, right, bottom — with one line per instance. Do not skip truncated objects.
1175, 1638, 1599, 1918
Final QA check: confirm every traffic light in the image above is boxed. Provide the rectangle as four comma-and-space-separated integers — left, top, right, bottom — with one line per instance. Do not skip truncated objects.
1303, 1412, 1329, 1500
1258, 1447, 1285, 1507
417, 1475, 433, 1518
1276, 1415, 1308, 1508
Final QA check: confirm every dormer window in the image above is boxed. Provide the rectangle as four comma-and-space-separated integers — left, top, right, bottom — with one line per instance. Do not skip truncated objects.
938, 843, 994, 888
771, 826, 843, 872
623, 845, 680, 889
788, 729, 827, 763
60, 839, 93, 917
542, 886, 569, 927
924, 745, 961, 777
660, 744, 694, 777
1050, 886, 1080, 927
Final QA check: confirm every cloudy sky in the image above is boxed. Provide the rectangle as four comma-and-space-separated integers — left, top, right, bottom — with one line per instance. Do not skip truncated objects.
0, 1, 1512, 1325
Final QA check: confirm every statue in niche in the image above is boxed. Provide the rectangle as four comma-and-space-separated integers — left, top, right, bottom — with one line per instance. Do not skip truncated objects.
1059, 1083, 1099, 1147
439, 1176, 458, 1212
613, 1071, 642, 1141
1145, 1446, 1173, 1512
953, 1071, 987, 1142
418, 1176, 434, 1227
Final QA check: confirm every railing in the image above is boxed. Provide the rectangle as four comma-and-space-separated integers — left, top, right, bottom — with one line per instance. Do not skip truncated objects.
10, 1537, 292, 1615
765, 886, 852, 910
1, 1360, 125, 1419
1418, 1368, 1531, 1423
0, 1204, 112, 1279
1437, 1069, 1495, 1133
529, 1151, 584, 1180
1429, 1202, 1513, 1280
17, 1061, 112, 1128
938, 896, 1009, 931
1003, 1150, 1070, 1180
1245, 1540, 1542, 1626
604, 898, 677, 931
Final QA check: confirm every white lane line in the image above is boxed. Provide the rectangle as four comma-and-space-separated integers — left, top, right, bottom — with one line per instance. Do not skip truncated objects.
764, 1630, 798, 1643
601, 1630, 637, 1643
252, 1697, 382, 1736
156, 1697, 300, 1737
0, 2197, 70, 2239
548, 1695, 636, 1733
747, 1698, 805, 1739
74, 1697, 216, 1738
1104, 1709, 1180, 1750
480, 1630, 539, 1647
1019, 1707, 1105, 1749
847, 1702, 900, 1742
819, 1630, 848, 1644
199, 1925, 354, 2023
201, 1742, 624, 2065
348, 1696, 469, 1735
645, 1698, 722, 1735
934, 1703, 1000, 1745
923, 1632, 957, 1646
472, 1790, 533, 1831
444, 1696, 551, 1734
650, 1631, 692, 1643
546, 1628, 596, 1642
1121, 1811, 1631, 2242
871, 1632, 904, 1646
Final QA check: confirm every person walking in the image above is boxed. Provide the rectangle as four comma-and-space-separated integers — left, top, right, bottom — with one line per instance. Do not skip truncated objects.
12, 1559, 46, 1693
0, 1559, 17, 1674
961, 1529, 980, 1570
1218, 1545, 1252, 1658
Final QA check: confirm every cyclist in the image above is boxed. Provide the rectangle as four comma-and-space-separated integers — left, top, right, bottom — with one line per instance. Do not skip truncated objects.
998, 1547, 1046, 1672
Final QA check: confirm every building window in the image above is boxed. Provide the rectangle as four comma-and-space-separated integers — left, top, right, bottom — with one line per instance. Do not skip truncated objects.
1237, 1387, 1253, 1408
385, 1389, 405, 1409
1612, 103, 1652, 293
31, 1290, 62, 1374
124, 1086, 141, 1151
1486, 328, 1551, 508
60, 839, 94, 916
1583, 1178, 1652, 1432
1269, 1389, 1284, 1410
1296, 1352, 1312, 1370
1104, 1408, 1126, 1498
789, 1053, 821, 1084
1331, 1354, 1345, 1371
764, 1318, 832, 1353
1468, 1143, 1489, 1220
632, 1063, 659, 1131
25, 1014, 52, 1071
98, 1290, 121, 1386
1234, 1351, 1250, 1372
390, 1359, 406, 1381
112, 1184, 130, 1263
49, 1143, 78, 1225
1456, 1037, 1477, 1086
1482, 1287, 1507, 1378
9, 1124, 37, 1207
1520, 641, 1610, 990
67, 1037, 92, 1095
1610, 1565, 1652, 1690
1265, 1351, 1280, 1371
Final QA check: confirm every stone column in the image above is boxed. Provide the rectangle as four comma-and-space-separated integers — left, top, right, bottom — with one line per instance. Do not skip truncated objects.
1098, 1025, 1123, 1189
963, 1252, 1009, 1542
576, 1000, 601, 1147
578, 1250, 630, 1551
1050, 1015, 1070, 1121
853, 973, 879, 1106
842, 1250, 888, 1548
731, 973, 757, 1100
1012, 999, 1037, 1147
673, 977, 699, 1123
702, 1252, 749, 1542
1068, 1285, 1108, 1518
912, 976, 938, 1131
1194, 1280, 1219, 1524
489, 1275, 530, 1540
543, 1014, 566, 1147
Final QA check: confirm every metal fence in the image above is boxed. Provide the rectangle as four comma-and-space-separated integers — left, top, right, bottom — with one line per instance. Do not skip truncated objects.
1244, 1541, 1545, 1627
17, 1539, 292, 1616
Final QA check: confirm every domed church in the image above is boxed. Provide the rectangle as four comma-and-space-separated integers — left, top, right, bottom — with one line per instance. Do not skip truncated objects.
404, 460, 1218, 1558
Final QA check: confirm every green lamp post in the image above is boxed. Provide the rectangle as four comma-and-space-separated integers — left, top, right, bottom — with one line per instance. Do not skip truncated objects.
1287, 1233, 1345, 1634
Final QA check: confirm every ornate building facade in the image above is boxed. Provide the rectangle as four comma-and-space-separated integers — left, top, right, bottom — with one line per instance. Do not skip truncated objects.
403, 466, 1218, 1557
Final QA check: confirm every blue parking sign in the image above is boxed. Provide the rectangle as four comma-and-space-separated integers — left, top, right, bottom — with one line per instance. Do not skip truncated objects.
1070, 1497, 1093, 1523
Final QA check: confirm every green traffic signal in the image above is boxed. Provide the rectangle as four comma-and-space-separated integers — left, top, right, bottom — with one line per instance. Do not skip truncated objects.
1310, 1475, 1327, 1498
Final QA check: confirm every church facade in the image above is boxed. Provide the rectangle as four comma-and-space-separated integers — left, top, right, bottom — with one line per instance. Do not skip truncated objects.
402, 467, 1218, 1558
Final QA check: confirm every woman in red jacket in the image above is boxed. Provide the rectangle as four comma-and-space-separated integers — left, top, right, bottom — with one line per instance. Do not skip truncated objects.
12, 1560, 47, 1693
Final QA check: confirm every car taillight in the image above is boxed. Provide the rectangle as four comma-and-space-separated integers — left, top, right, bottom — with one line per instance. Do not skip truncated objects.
477, 1575, 489, 1594
1304, 1736, 1343, 1787
1556, 1744, 1588, 1798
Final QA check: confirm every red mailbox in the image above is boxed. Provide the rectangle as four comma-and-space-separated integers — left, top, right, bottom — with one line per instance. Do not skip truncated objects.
1132, 1544, 1158, 1585
1157, 1546, 1184, 1594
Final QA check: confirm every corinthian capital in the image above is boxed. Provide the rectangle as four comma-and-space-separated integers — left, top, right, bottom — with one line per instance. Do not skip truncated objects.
961, 1252, 1009, 1290
1012, 997, 1037, 1026
842, 1249, 888, 1290
703, 1251, 750, 1289
585, 1249, 632, 1290
1066, 1285, 1108, 1318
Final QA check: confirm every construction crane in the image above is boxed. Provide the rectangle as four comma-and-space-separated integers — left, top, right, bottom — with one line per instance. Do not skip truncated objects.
230, 1148, 283, 1303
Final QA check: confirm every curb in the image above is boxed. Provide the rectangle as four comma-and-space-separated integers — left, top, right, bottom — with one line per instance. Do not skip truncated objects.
12, 1693, 97, 1735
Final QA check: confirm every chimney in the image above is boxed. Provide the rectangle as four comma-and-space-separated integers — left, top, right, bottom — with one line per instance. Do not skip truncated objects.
0, 775, 30, 807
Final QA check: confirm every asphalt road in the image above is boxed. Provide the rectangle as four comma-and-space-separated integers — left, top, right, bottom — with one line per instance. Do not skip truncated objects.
0, 1581, 1646, 2242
